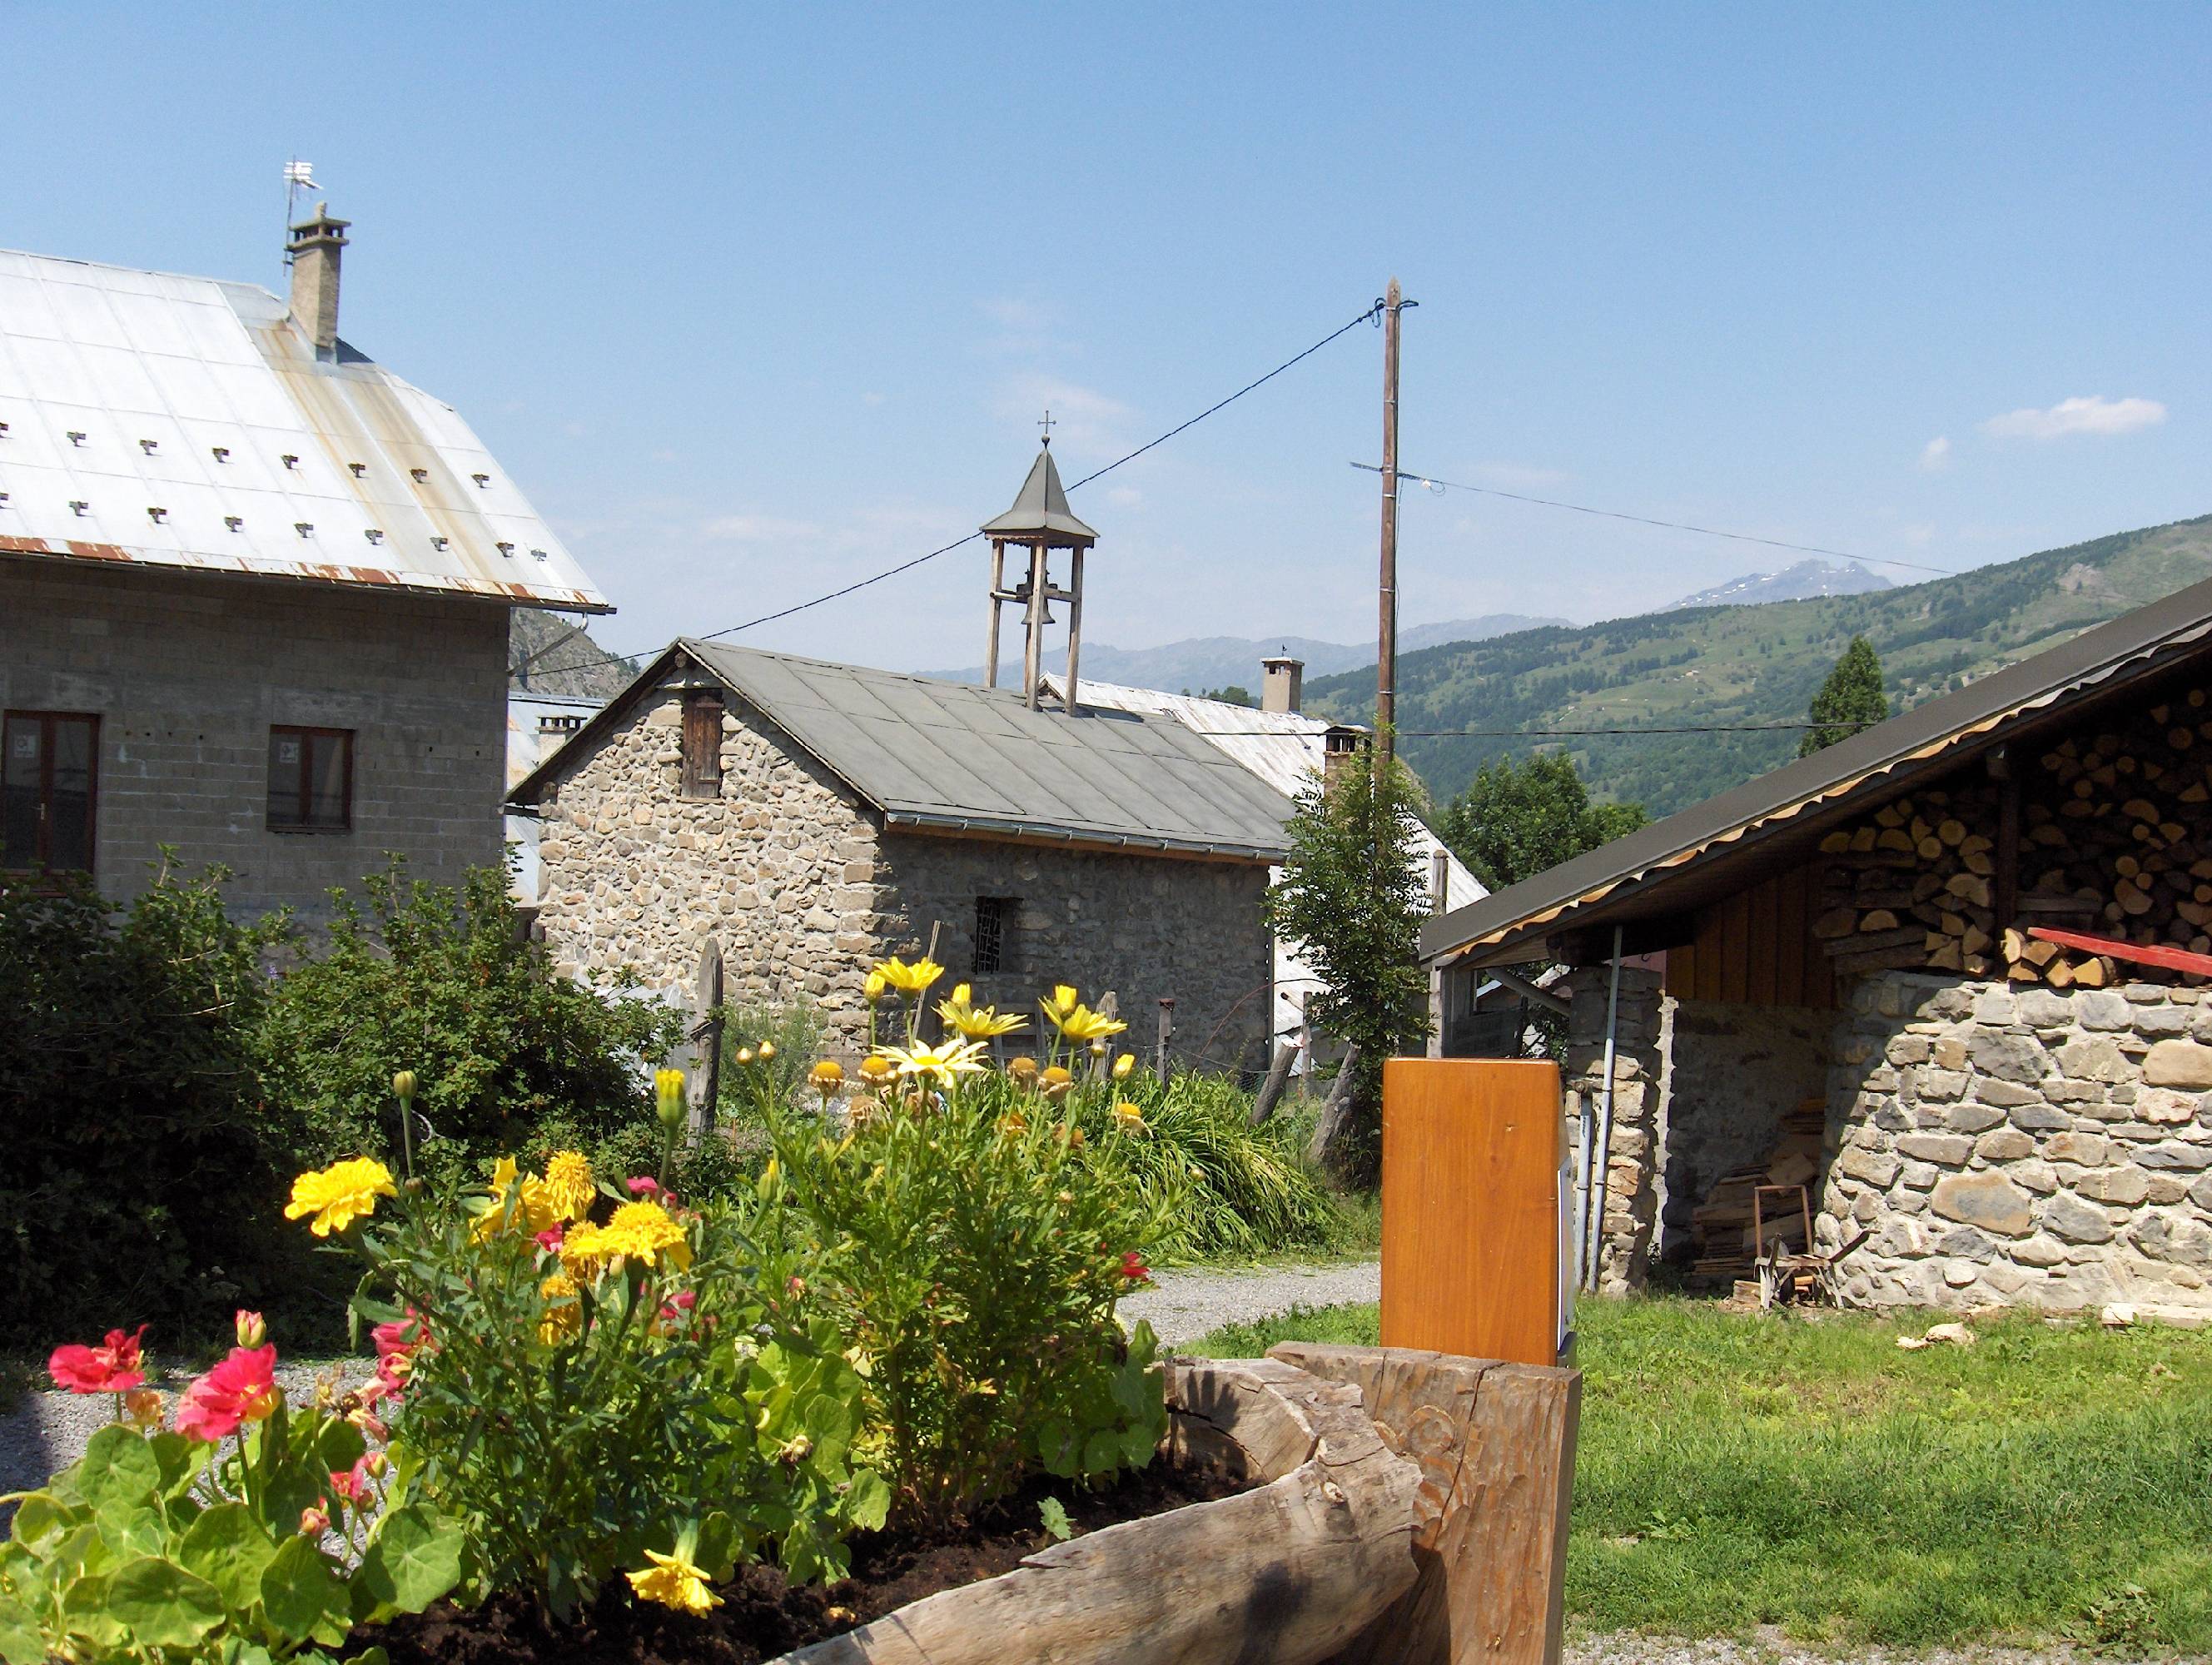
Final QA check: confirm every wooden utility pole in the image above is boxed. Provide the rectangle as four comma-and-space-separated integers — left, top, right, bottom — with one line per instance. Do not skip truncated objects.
1376, 277, 1405, 775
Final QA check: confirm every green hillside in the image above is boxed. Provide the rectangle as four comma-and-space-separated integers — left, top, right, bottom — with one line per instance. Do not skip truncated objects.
1306, 514, 2212, 818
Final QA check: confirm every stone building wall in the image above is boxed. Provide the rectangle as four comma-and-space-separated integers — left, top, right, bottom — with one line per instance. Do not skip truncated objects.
531, 673, 1275, 1062
1561, 967, 1669, 1295
2, 559, 508, 922
1656, 1000, 1832, 1262
1820, 972, 2212, 1317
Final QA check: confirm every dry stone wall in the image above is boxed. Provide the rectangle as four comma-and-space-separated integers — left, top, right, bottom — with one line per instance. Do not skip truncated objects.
1562, 967, 1669, 1296
1822, 971, 2212, 1316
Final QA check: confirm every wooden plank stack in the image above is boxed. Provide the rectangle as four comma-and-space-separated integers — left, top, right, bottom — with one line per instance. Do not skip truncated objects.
1688, 1099, 1823, 1284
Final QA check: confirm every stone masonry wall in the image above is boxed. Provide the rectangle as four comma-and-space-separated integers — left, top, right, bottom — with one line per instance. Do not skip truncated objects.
1822, 972, 2212, 1317
877, 833, 1274, 1075
1657, 1000, 1832, 1263
532, 668, 1276, 1063
1563, 967, 1669, 1295
1, 559, 508, 922
532, 672, 885, 1045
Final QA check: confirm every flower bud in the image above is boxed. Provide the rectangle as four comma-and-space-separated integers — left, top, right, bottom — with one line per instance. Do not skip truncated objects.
300, 1506, 331, 1536
757, 1040, 776, 1061
392, 1069, 417, 1103
122, 1389, 164, 1429
1111, 1052, 1136, 1081
654, 1067, 687, 1131
234, 1310, 266, 1349
810, 1059, 844, 1096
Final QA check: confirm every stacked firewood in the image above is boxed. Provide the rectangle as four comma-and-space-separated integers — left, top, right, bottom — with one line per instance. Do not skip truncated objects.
1813, 788, 2002, 978
1688, 1100, 1823, 1284
2006, 694, 2212, 984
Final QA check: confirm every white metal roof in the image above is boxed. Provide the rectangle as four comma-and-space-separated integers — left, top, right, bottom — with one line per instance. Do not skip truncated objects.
0, 248, 606, 611
1043, 673, 1489, 913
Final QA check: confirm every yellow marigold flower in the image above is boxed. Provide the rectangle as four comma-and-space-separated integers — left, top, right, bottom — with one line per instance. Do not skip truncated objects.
471, 1156, 558, 1242
559, 1222, 617, 1282
1112, 1101, 1147, 1134
627, 1548, 721, 1615
810, 1058, 845, 1096
858, 1054, 896, 1083
285, 1158, 397, 1237
597, 1199, 693, 1272
540, 1151, 595, 1222
1112, 1052, 1136, 1081
876, 1038, 990, 1087
998, 1111, 1028, 1138
874, 956, 945, 997
538, 1273, 582, 1344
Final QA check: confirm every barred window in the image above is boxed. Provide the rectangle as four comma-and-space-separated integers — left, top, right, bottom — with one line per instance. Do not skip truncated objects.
972, 895, 1017, 975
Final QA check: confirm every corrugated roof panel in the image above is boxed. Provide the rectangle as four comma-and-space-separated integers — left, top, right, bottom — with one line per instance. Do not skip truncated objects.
0, 247, 607, 612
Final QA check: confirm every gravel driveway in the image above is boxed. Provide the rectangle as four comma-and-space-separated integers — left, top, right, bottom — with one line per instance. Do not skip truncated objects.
1564, 1629, 2162, 1665
1119, 1257, 1379, 1347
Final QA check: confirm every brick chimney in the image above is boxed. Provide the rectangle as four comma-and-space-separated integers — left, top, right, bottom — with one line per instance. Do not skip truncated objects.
1322, 725, 1364, 792
1261, 652, 1304, 714
287, 202, 350, 360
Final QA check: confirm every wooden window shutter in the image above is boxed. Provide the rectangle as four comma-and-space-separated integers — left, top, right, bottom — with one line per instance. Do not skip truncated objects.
682, 694, 724, 799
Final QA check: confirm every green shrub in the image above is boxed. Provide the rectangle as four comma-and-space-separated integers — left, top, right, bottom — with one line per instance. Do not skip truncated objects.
307, 1149, 880, 1618
0, 865, 296, 1347
259, 859, 685, 1175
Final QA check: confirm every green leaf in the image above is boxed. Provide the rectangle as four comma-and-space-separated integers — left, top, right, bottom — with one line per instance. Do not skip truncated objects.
316, 1418, 368, 1477
77, 1425, 161, 1512
693, 1511, 738, 1583
359, 1507, 465, 1613
0, 1604, 47, 1665
150, 1431, 210, 1498
94, 1498, 170, 1561
1038, 1496, 1073, 1542
346, 1649, 390, 1665
179, 1503, 278, 1610
1081, 1429, 1121, 1476
60, 1570, 127, 1651
1118, 1424, 1157, 1469
261, 1534, 345, 1643
7, 1493, 77, 1551
843, 1470, 891, 1533
102, 1555, 228, 1649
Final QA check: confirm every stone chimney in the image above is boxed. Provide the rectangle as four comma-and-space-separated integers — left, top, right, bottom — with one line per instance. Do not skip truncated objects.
1322, 725, 1364, 793
1261, 652, 1304, 714
286, 203, 350, 360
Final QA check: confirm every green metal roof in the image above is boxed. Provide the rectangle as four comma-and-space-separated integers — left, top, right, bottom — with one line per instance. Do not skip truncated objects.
978, 445, 1097, 547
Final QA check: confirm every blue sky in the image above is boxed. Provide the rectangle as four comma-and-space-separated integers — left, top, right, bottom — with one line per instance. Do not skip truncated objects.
7, 4, 2206, 673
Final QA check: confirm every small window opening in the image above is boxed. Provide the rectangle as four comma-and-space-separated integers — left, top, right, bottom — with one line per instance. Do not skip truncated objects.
680, 693, 723, 799
972, 895, 1018, 976
267, 726, 353, 832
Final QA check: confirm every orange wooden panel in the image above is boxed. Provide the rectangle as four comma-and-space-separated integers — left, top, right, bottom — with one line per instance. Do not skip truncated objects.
1381, 1058, 1566, 1368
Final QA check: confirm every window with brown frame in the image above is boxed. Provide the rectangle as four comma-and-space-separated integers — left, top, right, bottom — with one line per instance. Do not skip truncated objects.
2, 710, 99, 874
681, 693, 724, 799
267, 726, 354, 832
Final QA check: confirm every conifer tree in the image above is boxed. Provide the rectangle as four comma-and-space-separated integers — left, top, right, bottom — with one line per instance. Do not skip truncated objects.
1799, 635, 1889, 756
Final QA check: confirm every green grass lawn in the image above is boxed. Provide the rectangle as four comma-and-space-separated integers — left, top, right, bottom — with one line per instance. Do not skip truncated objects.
1188, 1296, 2212, 1653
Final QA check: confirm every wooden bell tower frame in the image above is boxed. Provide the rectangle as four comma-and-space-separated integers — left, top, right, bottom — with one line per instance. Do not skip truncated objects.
981, 420, 1099, 713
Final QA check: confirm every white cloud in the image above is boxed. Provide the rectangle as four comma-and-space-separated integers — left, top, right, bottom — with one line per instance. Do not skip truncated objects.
699, 513, 823, 543
1919, 435, 1951, 472
860, 390, 885, 407
1981, 395, 2167, 440
1106, 485, 1143, 509
992, 375, 1133, 452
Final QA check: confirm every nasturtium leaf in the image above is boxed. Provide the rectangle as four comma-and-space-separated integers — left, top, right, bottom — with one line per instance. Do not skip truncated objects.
843, 1470, 891, 1533
359, 1507, 465, 1613
1038, 1496, 1074, 1542
1081, 1429, 1121, 1476
179, 1503, 278, 1610
229, 1643, 277, 1665
102, 1556, 227, 1649
0, 1603, 47, 1665
93, 1499, 169, 1561
316, 1418, 367, 1476
150, 1431, 208, 1498
693, 1512, 738, 1583
1119, 1424, 1157, 1468
61, 1570, 127, 1650
77, 1426, 160, 1512
260, 1534, 345, 1643
8, 1492, 76, 1550
346, 1648, 390, 1665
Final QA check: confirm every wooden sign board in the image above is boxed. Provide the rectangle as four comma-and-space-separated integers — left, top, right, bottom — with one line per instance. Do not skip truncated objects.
1382, 1057, 1570, 1369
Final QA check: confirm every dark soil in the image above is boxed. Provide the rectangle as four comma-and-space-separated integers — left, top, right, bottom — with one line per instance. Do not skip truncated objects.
356, 1463, 1254, 1665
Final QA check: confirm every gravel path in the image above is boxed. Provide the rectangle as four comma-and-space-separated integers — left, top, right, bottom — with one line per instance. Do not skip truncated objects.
0, 1360, 369, 1503
1119, 1257, 1379, 1348
1564, 1629, 2166, 1665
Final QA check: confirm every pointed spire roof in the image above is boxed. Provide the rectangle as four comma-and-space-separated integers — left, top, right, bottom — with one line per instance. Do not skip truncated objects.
980, 445, 1097, 547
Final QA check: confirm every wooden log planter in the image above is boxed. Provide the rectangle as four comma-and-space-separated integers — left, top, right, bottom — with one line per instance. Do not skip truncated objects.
777, 1345, 1581, 1665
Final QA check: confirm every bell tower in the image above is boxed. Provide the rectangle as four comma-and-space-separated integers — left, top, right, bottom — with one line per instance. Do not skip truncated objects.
981, 415, 1098, 713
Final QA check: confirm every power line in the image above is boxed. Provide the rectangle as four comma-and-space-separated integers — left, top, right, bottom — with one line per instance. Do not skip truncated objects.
1191, 719, 1879, 738
519, 302, 1388, 683
1352, 462, 1962, 579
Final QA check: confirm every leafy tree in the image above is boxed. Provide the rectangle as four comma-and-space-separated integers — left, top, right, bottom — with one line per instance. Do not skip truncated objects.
1438, 752, 1650, 893
0, 860, 296, 1344
1264, 756, 1432, 1179
1186, 684, 1256, 707
259, 859, 686, 1178
1799, 634, 1890, 755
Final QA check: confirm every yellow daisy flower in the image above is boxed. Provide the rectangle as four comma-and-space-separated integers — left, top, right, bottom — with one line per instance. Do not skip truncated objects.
875, 1038, 990, 1088
627, 1548, 720, 1614
1112, 1101, 1147, 1134
873, 956, 945, 997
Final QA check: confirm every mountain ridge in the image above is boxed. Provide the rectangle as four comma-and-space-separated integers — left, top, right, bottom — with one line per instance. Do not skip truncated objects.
1664, 558, 1892, 612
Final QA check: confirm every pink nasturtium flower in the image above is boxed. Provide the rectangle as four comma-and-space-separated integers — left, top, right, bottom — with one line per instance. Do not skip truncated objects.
371, 1309, 428, 1393
175, 1344, 280, 1441
1119, 1250, 1150, 1283
625, 1175, 662, 1197
47, 1325, 149, 1394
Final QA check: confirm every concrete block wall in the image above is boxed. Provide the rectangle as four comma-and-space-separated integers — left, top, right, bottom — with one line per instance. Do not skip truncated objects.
1, 559, 510, 922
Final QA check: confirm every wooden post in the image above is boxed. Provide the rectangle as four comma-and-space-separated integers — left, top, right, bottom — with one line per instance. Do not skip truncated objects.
1376, 276, 1403, 776
983, 539, 1006, 689
1309, 1041, 1361, 1166
1250, 1037, 1299, 1126
1092, 990, 1118, 1079
1155, 996, 1176, 1087
1062, 545, 1084, 714
1022, 541, 1047, 710
1429, 847, 1449, 913
690, 936, 724, 1137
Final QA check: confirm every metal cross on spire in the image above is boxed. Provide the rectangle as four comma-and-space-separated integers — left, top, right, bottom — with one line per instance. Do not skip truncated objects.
1038, 409, 1055, 447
